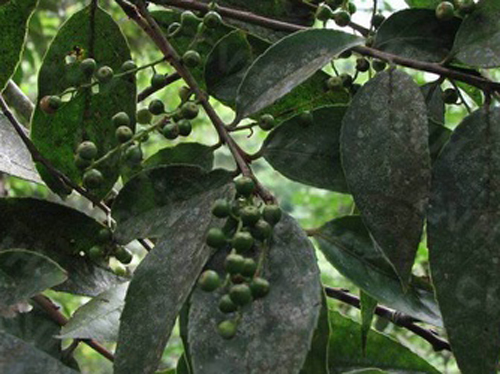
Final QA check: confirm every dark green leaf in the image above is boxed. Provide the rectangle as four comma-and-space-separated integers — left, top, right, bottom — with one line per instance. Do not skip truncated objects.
0, 249, 67, 309
340, 69, 431, 284
428, 107, 500, 374
31, 5, 136, 198
0, 198, 123, 296
0, 0, 38, 91
453, 0, 500, 68
404, 0, 441, 8
187, 214, 322, 374
236, 29, 363, 119
329, 311, 440, 373
143, 143, 214, 172
0, 331, 78, 374
314, 216, 442, 326
262, 106, 348, 193
360, 291, 377, 354
374, 9, 460, 62
113, 166, 233, 374
59, 282, 128, 342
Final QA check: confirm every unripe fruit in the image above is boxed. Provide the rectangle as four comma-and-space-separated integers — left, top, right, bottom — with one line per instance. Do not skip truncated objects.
177, 120, 193, 137
217, 320, 237, 340
121, 60, 137, 72
83, 169, 103, 189
340, 73, 353, 88
98, 228, 112, 243
116, 126, 134, 143
74, 155, 92, 170
137, 108, 153, 124
206, 227, 227, 248
240, 206, 261, 227
229, 284, 253, 306
212, 199, 231, 218
225, 253, 245, 274
80, 58, 96, 76
198, 270, 220, 292
178, 86, 191, 102
241, 258, 257, 277
259, 114, 275, 131
298, 111, 314, 127
219, 295, 237, 314
262, 204, 282, 226
77, 141, 98, 160
338, 49, 352, 59
327, 76, 344, 91
251, 220, 272, 241
112, 112, 131, 128
348, 2, 357, 14
115, 246, 133, 264
180, 101, 199, 119
232, 231, 254, 252
95, 66, 114, 83
163, 123, 180, 140
443, 88, 459, 104
113, 264, 127, 277
334, 10, 351, 27
436, 1, 455, 21
88, 246, 103, 261
316, 4, 333, 21
356, 58, 370, 72
372, 13, 386, 28
203, 11, 222, 28
372, 59, 387, 72
234, 176, 255, 197
250, 277, 270, 299
125, 144, 143, 165
182, 50, 201, 68
149, 99, 165, 115
172, 109, 184, 122
151, 73, 167, 89
40, 95, 62, 114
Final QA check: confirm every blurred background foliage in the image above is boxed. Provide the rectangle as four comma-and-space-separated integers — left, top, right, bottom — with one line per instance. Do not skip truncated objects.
3, 0, 483, 372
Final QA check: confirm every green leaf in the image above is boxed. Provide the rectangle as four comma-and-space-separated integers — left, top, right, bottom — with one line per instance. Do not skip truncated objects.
235, 29, 363, 119
0, 198, 123, 296
314, 216, 442, 327
360, 291, 377, 354
262, 105, 349, 193
453, 0, 500, 68
31, 4, 136, 198
113, 166, 233, 374
176, 353, 191, 374
340, 69, 431, 284
329, 311, 440, 373
0, 249, 67, 309
0, 113, 42, 183
0, 331, 78, 373
0, 0, 38, 91
456, 81, 484, 106
374, 9, 460, 63
187, 214, 322, 374
404, 0, 441, 8
428, 107, 500, 374
59, 282, 128, 342
143, 143, 214, 172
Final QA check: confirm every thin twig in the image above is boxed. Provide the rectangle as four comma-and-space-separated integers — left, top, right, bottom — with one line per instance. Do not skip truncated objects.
137, 72, 181, 102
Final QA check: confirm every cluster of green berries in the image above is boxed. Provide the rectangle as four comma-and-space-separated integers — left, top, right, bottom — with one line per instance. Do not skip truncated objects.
198, 177, 282, 339
167, 10, 222, 38
315, 1, 355, 27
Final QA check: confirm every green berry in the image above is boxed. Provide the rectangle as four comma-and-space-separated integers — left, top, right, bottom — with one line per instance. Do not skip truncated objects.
298, 111, 314, 127
137, 108, 153, 124
259, 114, 275, 131
217, 320, 237, 340
372, 60, 387, 72
83, 169, 103, 189
95, 66, 114, 83
77, 141, 98, 160
113, 264, 127, 277
232, 231, 254, 253
163, 123, 180, 140
225, 253, 245, 275
149, 99, 165, 115
443, 88, 459, 104
334, 10, 351, 27
98, 228, 112, 243
348, 2, 357, 14
262, 204, 282, 226
250, 277, 270, 299
183, 50, 201, 68
198, 270, 221, 292
212, 199, 231, 218
151, 73, 167, 89
116, 126, 133, 143
251, 220, 272, 241
340, 73, 353, 88
178, 86, 191, 102
121, 60, 137, 72
180, 101, 199, 119
316, 4, 333, 21
229, 284, 253, 306
112, 112, 131, 128
231, 274, 246, 284
338, 50, 352, 59
40, 96, 60, 114
327, 76, 344, 91
234, 176, 255, 197
356, 58, 370, 72
206, 227, 227, 249
115, 246, 133, 264
74, 155, 92, 169
219, 295, 237, 314
240, 206, 261, 227
177, 120, 193, 137
241, 258, 257, 277
172, 109, 184, 122
125, 144, 143, 165
80, 58, 96, 76
88, 246, 103, 261
372, 13, 386, 28
436, 1, 455, 21
203, 11, 222, 28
